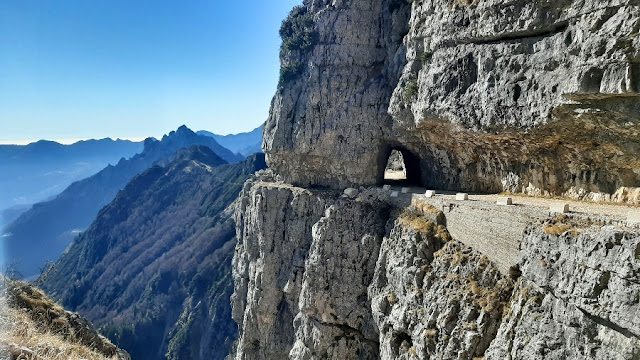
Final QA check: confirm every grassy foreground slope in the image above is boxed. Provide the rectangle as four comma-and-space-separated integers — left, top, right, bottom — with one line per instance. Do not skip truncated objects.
1, 279, 129, 360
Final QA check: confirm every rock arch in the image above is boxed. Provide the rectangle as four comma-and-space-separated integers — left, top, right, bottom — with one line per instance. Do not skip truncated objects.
379, 146, 422, 186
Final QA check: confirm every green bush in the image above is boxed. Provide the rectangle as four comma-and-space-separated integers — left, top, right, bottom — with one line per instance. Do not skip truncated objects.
279, 62, 304, 87
404, 79, 419, 99
419, 51, 433, 64
280, 5, 318, 54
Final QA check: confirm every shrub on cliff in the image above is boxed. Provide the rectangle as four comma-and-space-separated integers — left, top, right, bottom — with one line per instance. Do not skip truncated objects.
278, 6, 318, 87
278, 62, 304, 87
279, 5, 318, 54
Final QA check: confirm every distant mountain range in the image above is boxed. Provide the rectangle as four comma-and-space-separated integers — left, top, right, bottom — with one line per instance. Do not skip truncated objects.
41, 147, 267, 360
198, 125, 262, 156
0, 138, 143, 213
3, 126, 243, 278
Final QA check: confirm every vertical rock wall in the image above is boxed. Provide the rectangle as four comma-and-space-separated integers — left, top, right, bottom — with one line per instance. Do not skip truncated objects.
264, 0, 640, 198
486, 224, 640, 359
232, 180, 640, 359
236, 1, 640, 359
232, 172, 390, 359
263, 0, 411, 188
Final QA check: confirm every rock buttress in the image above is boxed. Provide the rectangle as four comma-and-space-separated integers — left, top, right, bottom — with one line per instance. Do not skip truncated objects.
232, 172, 390, 359
264, 0, 411, 188
232, 181, 640, 359
266, 0, 640, 200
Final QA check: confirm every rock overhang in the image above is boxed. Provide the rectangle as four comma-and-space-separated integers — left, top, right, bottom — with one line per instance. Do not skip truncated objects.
264, 0, 640, 199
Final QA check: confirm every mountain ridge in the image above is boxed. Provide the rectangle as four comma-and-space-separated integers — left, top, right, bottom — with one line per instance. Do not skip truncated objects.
197, 125, 263, 156
3, 126, 241, 278
40, 148, 267, 360
0, 138, 142, 211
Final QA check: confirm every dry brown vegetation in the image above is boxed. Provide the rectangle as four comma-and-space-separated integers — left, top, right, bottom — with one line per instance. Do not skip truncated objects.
543, 223, 573, 235
399, 206, 451, 242
466, 277, 513, 314
453, 0, 482, 9
541, 214, 603, 236
1, 309, 118, 360
433, 242, 514, 317
0, 280, 126, 360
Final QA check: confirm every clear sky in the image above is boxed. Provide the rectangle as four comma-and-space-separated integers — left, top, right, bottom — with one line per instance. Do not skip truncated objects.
0, 0, 301, 144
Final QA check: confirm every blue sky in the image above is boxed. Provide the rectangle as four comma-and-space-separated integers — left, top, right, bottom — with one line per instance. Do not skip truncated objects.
0, 0, 301, 144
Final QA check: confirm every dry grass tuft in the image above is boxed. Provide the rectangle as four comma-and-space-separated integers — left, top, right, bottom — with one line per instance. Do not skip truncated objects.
387, 292, 398, 305
453, 0, 482, 9
466, 277, 513, 314
423, 329, 438, 341
411, 202, 441, 216
399, 206, 451, 243
1, 310, 118, 360
543, 223, 573, 235
0, 280, 126, 360
541, 214, 591, 236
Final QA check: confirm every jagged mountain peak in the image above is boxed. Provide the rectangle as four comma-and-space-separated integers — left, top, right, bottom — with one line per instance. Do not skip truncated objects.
172, 145, 226, 166
142, 125, 242, 164
4, 126, 244, 277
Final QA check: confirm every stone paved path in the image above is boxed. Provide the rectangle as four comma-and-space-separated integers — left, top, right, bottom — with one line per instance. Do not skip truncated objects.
384, 186, 639, 274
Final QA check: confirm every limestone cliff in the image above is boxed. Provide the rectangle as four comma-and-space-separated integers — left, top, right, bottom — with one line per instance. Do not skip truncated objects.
232, 0, 640, 359
232, 176, 640, 359
264, 0, 640, 200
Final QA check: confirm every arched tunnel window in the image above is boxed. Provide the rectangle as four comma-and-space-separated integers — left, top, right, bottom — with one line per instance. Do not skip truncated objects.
385, 150, 407, 181
382, 148, 422, 186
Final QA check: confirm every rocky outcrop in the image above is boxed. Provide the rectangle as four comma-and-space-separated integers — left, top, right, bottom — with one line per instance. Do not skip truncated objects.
232, 171, 390, 359
232, 1, 640, 359
369, 217, 513, 359
1, 279, 130, 360
264, 0, 640, 199
613, 187, 640, 204
486, 220, 640, 359
264, 0, 411, 189
232, 176, 640, 359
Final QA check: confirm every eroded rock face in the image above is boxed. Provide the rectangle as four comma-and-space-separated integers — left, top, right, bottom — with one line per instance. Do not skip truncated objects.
486, 224, 640, 359
232, 180, 640, 358
264, 0, 411, 189
265, 0, 640, 199
232, 171, 389, 359
244, 4, 640, 358
392, 0, 640, 197
369, 224, 513, 359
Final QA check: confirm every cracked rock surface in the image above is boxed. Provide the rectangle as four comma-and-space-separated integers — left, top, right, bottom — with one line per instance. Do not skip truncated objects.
265, 0, 640, 200
232, 176, 640, 359
487, 224, 640, 359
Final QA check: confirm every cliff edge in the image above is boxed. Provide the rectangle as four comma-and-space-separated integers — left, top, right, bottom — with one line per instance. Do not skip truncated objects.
231, 0, 640, 359
265, 0, 640, 201
232, 175, 640, 359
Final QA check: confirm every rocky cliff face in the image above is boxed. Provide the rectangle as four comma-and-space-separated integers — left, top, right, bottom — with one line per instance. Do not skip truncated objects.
233, 1, 640, 358
486, 223, 640, 359
264, 0, 640, 200
232, 172, 388, 359
232, 177, 640, 359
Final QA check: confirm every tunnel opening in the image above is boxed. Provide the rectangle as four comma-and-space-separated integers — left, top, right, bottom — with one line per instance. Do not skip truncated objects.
381, 147, 422, 186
